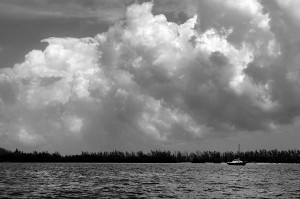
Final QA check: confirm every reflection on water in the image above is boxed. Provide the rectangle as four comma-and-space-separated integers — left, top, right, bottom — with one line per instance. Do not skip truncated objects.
0, 163, 299, 198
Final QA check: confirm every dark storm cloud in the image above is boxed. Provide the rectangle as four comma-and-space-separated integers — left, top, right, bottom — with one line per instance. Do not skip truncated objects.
0, 0, 126, 22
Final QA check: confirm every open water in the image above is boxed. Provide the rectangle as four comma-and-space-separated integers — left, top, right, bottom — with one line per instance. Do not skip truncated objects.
0, 163, 299, 198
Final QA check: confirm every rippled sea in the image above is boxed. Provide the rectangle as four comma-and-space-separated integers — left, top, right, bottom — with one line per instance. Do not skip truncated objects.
0, 163, 299, 198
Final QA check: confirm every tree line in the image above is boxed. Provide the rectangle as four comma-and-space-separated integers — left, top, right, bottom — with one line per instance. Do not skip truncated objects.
0, 147, 299, 163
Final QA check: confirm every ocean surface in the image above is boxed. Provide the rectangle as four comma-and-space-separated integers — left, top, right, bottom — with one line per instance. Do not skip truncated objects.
0, 163, 299, 198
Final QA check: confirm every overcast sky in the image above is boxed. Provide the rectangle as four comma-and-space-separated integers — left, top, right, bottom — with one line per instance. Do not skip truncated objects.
1, 0, 300, 154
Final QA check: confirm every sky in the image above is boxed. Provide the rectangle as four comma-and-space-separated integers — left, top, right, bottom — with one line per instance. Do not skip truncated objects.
0, 0, 300, 154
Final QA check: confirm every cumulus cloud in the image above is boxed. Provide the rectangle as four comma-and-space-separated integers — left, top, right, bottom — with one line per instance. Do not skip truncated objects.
1, 1, 300, 153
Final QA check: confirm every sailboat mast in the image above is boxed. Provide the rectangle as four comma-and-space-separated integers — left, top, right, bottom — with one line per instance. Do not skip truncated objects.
238, 144, 240, 158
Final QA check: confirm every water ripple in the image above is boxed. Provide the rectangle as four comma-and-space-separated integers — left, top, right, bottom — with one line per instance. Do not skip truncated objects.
0, 163, 299, 198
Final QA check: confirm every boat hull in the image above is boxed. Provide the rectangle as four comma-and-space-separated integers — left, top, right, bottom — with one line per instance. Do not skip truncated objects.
227, 162, 246, 165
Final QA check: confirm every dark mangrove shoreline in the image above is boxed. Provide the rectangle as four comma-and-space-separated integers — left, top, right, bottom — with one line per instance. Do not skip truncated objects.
1, 147, 299, 163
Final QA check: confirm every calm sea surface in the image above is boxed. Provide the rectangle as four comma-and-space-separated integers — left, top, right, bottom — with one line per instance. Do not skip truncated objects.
0, 163, 299, 198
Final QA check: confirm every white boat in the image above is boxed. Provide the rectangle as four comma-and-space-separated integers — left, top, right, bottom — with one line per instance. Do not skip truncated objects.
227, 144, 246, 165
227, 158, 246, 165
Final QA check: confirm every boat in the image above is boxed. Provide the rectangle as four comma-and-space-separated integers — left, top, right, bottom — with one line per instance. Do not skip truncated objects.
227, 144, 246, 166
227, 158, 246, 165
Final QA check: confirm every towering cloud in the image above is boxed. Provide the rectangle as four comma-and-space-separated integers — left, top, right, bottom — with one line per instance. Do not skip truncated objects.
0, 1, 300, 153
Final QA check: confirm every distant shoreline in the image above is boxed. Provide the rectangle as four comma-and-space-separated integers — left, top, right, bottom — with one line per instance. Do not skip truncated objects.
1, 147, 299, 163
0, 162, 299, 164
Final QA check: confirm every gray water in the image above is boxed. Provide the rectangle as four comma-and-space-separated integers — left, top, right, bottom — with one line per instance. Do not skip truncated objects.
0, 163, 299, 198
